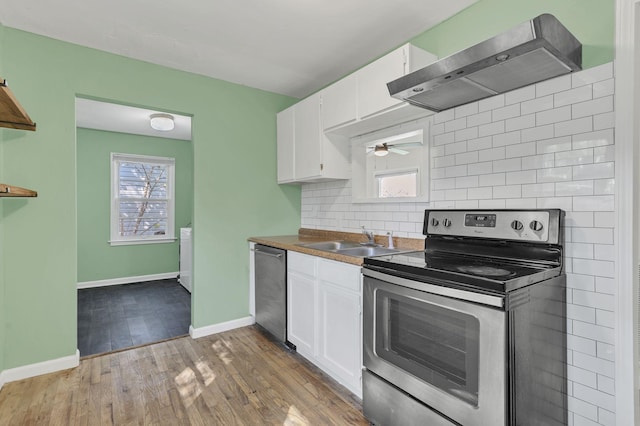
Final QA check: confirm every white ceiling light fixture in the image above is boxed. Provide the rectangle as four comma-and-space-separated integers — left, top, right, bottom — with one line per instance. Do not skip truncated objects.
374, 144, 389, 157
149, 113, 175, 131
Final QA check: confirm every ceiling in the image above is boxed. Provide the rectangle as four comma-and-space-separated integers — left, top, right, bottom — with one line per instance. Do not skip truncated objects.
0, 0, 477, 99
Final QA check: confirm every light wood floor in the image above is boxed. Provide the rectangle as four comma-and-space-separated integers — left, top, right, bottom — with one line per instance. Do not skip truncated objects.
0, 326, 368, 425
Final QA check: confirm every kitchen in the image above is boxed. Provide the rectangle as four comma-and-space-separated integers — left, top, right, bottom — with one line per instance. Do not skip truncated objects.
0, 0, 628, 425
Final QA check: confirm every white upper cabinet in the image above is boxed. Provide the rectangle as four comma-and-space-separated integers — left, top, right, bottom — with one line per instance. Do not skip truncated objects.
277, 93, 350, 184
321, 74, 357, 130
321, 43, 437, 137
276, 106, 295, 183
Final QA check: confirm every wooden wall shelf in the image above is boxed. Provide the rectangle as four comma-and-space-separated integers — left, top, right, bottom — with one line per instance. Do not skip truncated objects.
0, 77, 36, 131
0, 183, 37, 197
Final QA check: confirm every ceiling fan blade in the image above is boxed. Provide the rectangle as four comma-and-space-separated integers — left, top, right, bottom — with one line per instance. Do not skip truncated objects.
387, 142, 423, 149
389, 147, 409, 155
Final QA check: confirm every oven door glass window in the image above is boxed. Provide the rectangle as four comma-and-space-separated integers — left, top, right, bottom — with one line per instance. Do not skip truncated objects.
375, 289, 480, 406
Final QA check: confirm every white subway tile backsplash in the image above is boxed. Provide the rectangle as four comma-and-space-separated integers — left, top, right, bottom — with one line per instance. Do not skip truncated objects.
478, 172, 506, 187
573, 163, 614, 181
573, 384, 616, 413
444, 188, 467, 200
572, 227, 614, 245
445, 141, 468, 156
556, 181, 594, 197
594, 178, 615, 195
593, 79, 614, 99
555, 117, 593, 137
505, 85, 536, 105
572, 129, 614, 149
572, 96, 614, 119
505, 142, 536, 158
596, 309, 615, 328
521, 94, 554, 115
478, 120, 505, 137
522, 183, 555, 198
467, 161, 493, 175
492, 131, 521, 147
506, 170, 536, 185
536, 196, 573, 211
522, 153, 555, 170
478, 199, 506, 209
522, 123, 554, 142
594, 212, 615, 228
567, 304, 597, 324
597, 341, 615, 361
455, 175, 479, 188
455, 126, 478, 142
492, 103, 520, 121
566, 242, 594, 259
493, 185, 521, 199
593, 146, 615, 163
505, 198, 537, 209
505, 113, 536, 132
573, 195, 614, 212
493, 158, 521, 173
467, 187, 493, 199
434, 155, 455, 168
434, 131, 455, 146
467, 136, 493, 151
573, 289, 615, 311
445, 117, 467, 133
572, 63, 614, 88
444, 165, 468, 178
537, 74, 572, 97
431, 122, 445, 135
556, 148, 594, 167
593, 112, 614, 131
565, 212, 595, 228
479, 147, 505, 162
434, 108, 455, 124
537, 105, 572, 125
569, 400, 599, 424
466, 111, 492, 127
454, 102, 478, 118
568, 364, 597, 388
537, 166, 573, 182
455, 151, 479, 165
555, 85, 593, 107
478, 93, 505, 112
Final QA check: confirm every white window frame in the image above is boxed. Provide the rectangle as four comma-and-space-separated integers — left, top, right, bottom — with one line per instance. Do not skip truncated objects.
110, 152, 176, 246
375, 167, 420, 199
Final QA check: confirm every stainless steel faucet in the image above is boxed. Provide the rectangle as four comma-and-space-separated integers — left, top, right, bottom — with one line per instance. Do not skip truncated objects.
362, 226, 376, 246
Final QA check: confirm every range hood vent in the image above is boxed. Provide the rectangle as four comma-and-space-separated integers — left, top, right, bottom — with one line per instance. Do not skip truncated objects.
387, 14, 582, 112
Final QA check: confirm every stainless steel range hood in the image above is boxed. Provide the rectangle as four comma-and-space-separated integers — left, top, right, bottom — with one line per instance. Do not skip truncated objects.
387, 14, 581, 112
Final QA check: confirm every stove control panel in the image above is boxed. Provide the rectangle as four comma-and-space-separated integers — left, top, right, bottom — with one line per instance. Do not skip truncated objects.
425, 209, 562, 244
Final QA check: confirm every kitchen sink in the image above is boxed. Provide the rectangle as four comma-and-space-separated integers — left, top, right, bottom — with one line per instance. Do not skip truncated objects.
335, 247, 401, 257
298, 241, 361, 250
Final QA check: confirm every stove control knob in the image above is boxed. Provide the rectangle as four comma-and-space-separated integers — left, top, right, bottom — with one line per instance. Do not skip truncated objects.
511, 220, 524, 231
443, 218, 452, 228
431, 218, 439, 227
530, 220, 544, 232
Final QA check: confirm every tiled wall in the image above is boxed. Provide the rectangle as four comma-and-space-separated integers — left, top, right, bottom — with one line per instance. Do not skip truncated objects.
301, 62, 616, 425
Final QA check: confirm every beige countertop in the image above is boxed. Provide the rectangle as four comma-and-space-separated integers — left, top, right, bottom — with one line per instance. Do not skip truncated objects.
248, 228, 424, 266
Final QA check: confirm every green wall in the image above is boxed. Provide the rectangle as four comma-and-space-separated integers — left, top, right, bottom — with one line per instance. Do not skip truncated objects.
410, 0, 614, 69
77, 128, 194, 283
0, 26, 300, 370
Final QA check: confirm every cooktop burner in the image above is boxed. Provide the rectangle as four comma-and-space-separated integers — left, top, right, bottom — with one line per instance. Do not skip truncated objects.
455, 265, 516, 278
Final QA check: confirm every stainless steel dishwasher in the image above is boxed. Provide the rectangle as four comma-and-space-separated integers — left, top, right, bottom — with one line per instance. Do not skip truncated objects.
253, 244, 287, 342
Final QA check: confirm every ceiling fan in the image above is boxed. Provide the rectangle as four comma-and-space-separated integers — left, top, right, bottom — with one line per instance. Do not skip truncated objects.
367, 142, 421, 157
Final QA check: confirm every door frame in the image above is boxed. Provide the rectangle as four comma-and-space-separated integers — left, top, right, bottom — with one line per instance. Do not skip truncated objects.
615, 0, 639, 422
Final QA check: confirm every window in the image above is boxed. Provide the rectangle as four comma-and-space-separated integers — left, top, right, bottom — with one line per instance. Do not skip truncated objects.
110, 153, 175, 245
376, 169, 418, 198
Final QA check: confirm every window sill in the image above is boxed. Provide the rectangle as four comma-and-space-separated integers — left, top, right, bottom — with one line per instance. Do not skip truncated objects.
109, 238, 177, 247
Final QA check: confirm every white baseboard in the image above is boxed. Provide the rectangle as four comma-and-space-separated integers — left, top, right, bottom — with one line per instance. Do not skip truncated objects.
1, 350, 80, 386
77, 272, 179, 289
189, 316, 255, 339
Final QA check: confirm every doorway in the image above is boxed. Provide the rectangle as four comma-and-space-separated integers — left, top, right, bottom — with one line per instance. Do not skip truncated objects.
75, 98, 194, 357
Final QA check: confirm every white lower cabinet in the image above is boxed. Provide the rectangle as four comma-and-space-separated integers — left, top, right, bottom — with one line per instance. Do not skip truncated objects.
287, 251, 362, 397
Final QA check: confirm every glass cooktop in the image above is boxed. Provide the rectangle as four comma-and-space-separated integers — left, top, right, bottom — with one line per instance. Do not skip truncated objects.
364, 250, 562, 293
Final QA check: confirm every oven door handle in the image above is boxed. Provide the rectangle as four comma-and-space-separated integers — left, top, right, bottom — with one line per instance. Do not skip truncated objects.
362, 268, 504, 308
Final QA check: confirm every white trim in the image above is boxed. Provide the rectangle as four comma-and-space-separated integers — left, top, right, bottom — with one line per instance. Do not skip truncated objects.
1, 350, 79, 385
189, 316, 255, 339
108, 237, 177, 246
77, 271, 178, 289
249, 242, 256, 317
615, 0, 639, 423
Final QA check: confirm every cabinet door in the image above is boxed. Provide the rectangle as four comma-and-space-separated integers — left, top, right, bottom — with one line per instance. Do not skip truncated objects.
322, 74, 357, 130
294, 93, 322, 180
357, 46, 406, 119
276, 106, 295, 183
288, 270, 316, 359
318, 282, 361, 395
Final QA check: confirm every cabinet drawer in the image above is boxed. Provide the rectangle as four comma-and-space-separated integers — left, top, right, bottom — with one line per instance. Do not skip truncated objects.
288, 251, 317, 275
318, 259, 361, 292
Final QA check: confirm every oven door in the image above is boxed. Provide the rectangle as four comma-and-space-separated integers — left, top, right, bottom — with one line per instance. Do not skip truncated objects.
363, 269, 507, 426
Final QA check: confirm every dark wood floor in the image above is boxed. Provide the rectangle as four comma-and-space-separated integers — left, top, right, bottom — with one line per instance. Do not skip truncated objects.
77, 279, 191, 357
0, 326, 367, 425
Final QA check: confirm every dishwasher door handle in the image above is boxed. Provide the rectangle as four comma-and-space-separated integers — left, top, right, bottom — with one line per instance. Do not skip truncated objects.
251, 248, 284, 259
